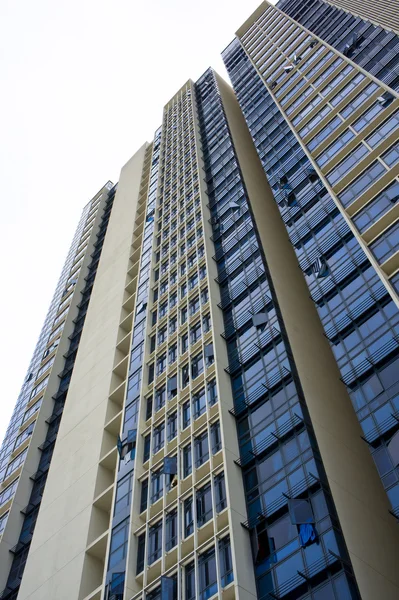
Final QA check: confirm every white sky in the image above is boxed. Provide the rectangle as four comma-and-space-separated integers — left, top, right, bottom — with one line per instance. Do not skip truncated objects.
0, 0, 265, 443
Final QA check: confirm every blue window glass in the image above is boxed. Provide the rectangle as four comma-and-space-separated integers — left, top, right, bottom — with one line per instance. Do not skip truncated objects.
353, 181, 399, 233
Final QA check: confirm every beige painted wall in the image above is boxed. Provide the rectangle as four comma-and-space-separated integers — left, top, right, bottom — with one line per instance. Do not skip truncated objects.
18, 145, 148, 600
217, 72, 399, 600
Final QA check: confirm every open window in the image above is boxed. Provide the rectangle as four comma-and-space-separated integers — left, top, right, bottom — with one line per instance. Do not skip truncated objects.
343, 32, 364, 57
161, 576, 176, 600
306, 166, 319, 183
312, 256, 329, 278
252, 311, 268, 329
377, 92, 395, 108
136, 301, 147, 315
117, 429, 137, 464
146, 210, 155, 223
288, 498, 317, 547
205, 343, 214, 365
182, 364, 190, 387
164, 456, 178, 488
250, 523, 274, 564
285, 191, 297, 207
211, 216, 221, 230
168, 375, 178, 397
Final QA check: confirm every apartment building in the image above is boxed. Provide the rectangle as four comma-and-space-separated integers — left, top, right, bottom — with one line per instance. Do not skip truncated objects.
1, 2, 399, 599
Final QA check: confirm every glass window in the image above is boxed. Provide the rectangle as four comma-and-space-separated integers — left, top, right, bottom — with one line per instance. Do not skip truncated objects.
196, 483, 213, 527
155, 386, 166, 412
5, 448, 28, 477
382, 142, 399, 167
328, 72, 365, 107
140, 478, 148, 513
143, 434, 151, 462
211, 421, 222, 454
353, 181, 399, 233
185, 561, 195, 600
189, 273, 199, 289
215, 472, 227, 512
153, 423, 165, 454
352, 101, 386, 132
319, 64, 354, 98
193, 388, 206, 419
181, 333, 189, 354
108, 518, 129, 569
114, 474, 133, 515
292, 94, 323, 127
207, 380, 218, 406
30, 375, 49, 400
158, 326, 167, 345
370, 221, 399, 264
195, 432, 209, 467
190, 296, 200, 315
339, 161, 386, 207
198, 547, 217, 600
366, 111, 399, 148
157, 353, 166, 375
0, 478, 18, 507
183, 444, 192, 477
190, 321, 202, 345
203, 313, 211, 333
316, 129, 355, 167
182, 401, 191, 429
184, 497, 194, 537
327, 144, 369, 185
0, 512, 8, 536
151, 470, 163, 503
167, 412, 177, 441
169, 316, 177, 333
165, 509, 177, 551
182, 364, 190, 388
191, 353, 204, 379
219, 537, 234, 587
340, 82, 379, 119
136, 533, 145, 574
148, 521, 162, 564
147, 364, 154, 385
299, 105, 332, 138
307, 116, 342, 151
14, 423, 34, 450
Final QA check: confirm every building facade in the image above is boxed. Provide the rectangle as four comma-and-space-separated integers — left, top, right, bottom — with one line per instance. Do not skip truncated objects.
0, 181, 116, 599
277, 0, 399, 91
0, 1, 399, 600
222, 0, 399, 598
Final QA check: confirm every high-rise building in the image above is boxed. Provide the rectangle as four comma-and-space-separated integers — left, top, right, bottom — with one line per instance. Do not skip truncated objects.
0, 181, 116, 597
222, 0, 399, 597
1, 2, 399, 600
277, 0, 399, 91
